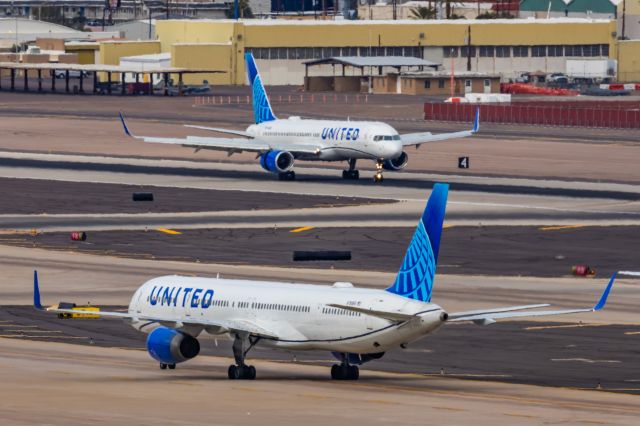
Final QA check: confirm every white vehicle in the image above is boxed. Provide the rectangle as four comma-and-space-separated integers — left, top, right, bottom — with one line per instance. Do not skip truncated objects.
118, 53, 479, 183
54, 69, 88, 79
34, 183, 616, 380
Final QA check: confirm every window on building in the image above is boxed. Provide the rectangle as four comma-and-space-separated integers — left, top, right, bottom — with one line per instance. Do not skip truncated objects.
438, 79, 445, 89
479, 46, 494, 57
531, 46, 546, 57
424, 80, 431, 89
495, 46, 510, 58
565, 45, 581, 57
460, 46, 477, 58
513, 46, 529, 57
443, 47, 458, 58
547, 45, 564, 57
583, 45, 600, 57
601, 44, 609, 56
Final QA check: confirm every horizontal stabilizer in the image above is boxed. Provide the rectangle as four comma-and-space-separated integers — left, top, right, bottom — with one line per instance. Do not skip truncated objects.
449, 273, 617, 325
327, 303, 416, 322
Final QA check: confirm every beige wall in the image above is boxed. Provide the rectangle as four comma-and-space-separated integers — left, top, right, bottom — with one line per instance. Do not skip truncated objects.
171, 43, 233, 85
98, 41, 161, 81
618, 40, 640, 82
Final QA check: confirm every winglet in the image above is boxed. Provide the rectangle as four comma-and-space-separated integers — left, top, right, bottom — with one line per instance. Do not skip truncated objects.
118, 112, 133, 137
33, 270, 43, 310
472, 107, 480, 133
593, 272, 616, 311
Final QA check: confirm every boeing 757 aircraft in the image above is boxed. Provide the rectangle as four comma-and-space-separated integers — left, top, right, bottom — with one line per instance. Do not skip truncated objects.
34, 184, 616, 380
118, 53, 479, 183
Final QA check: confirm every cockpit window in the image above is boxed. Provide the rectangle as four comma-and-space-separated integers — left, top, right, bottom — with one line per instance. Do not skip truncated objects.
374, 135, 401, 141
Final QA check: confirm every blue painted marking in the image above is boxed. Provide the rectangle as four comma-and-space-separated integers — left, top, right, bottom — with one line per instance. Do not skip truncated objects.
386, 183, 449, 303
245, 53, 276, 124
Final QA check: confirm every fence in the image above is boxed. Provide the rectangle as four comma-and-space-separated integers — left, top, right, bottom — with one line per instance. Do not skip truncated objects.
195, 93, 369, 106
424, 102, 640, 129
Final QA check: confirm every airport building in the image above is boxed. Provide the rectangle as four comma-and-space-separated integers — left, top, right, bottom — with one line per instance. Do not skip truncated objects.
148, 18, 618, 85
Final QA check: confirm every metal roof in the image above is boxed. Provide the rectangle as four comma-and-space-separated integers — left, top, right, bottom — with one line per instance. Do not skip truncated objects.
303, 56, 440, 68
0, 62, 225, 74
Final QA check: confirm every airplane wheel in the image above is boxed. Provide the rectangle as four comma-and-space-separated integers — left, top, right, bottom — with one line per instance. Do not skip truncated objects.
228, 364, 241, 380
373, 173, 383, 183
160, 363, 167, 370
278, 171, 296, 181
168, 364, 176, 370
331, 364, 339, 380
342, 170, 360, 180
349, 366, 359, 380
247, 365, 257, 380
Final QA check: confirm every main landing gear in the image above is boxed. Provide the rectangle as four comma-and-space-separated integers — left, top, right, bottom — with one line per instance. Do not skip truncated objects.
374, 161, 384, 183
159, 363, 176, 370
330, 354, 359, 380
342, 158, 359, 180
227, 333, 258, 380
278, 171, 296, 181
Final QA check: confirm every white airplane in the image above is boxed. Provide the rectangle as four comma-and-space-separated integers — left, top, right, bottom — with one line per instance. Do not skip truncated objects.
34, 183, 616, 381
118, 53, 479, 183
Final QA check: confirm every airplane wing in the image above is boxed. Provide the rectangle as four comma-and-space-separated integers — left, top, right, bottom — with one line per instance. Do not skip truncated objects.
401, 107, 479, 147
448, 273, 617, 326
119, 113, 320, 155
32, 271, 279, 339
183, 125, 253, 138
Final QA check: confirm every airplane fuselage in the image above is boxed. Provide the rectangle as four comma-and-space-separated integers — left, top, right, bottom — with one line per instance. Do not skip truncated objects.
246, 118, 404, 161
128, 275, 446, 354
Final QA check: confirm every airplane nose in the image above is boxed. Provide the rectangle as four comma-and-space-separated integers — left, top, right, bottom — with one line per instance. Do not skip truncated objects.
387, 140, 403, 158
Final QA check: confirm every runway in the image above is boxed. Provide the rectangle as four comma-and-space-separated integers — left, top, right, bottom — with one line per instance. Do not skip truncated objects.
1, 92, 640, 423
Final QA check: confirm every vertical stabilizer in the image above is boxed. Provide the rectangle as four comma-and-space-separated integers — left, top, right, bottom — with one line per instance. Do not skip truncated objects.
385, 183, 448, 302
245, 52, 277, 124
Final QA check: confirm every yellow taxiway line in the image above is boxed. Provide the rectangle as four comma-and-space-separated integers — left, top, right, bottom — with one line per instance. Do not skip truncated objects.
157, 228, 182, 235
290, 226, 315, 233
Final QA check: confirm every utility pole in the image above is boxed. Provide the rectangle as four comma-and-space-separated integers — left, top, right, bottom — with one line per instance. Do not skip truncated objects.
621, 0, 626, 40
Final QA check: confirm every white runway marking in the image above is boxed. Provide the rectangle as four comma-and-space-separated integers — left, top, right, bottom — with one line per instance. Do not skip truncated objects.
551, 358, 621, 364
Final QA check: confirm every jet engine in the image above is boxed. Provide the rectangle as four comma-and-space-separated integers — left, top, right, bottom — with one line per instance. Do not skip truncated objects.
331, 352, 385, 365
146, 327, 200, 365
382, 151, 408, 171
260, 150, 295, 173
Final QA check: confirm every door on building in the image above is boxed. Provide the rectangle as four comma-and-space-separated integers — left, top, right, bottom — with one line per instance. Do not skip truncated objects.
483, 79, 491, 94
464, 79, 472, 94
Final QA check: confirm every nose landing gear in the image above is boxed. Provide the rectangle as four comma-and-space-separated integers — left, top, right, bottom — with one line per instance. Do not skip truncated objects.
374, 161, 384, 183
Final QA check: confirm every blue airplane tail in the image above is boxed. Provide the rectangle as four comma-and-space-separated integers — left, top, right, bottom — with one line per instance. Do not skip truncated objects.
245, 53, 277, 124
385, 183, 448, 303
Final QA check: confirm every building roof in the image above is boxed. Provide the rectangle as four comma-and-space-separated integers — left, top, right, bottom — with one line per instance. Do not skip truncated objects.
400, 70, 501, 79
0, 61, 224, 74
304, 56, 440, 68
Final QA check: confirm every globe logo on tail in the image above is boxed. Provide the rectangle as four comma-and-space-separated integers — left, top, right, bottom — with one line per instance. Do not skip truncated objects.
389, 223, 436, 302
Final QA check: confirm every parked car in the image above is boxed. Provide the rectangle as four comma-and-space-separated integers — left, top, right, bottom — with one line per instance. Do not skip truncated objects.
53, 70, 89, 79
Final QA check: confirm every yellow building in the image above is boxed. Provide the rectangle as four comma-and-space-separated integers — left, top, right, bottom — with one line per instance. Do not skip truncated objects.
618, 40, 640, 82
97, 18, 623, 85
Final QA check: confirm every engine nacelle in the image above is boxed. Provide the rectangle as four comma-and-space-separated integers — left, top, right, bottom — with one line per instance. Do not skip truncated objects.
146, 327, 200, 365
382, 151, 409, 171
260, 150, 295, 173
331, 352, 385, 365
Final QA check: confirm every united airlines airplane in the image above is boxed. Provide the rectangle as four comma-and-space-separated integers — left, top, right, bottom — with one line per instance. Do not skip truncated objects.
118, 53, 479, 183
33, 184, 616, 380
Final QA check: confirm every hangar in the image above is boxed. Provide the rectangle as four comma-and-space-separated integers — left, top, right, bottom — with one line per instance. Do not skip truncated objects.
151, 18, 618, 85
